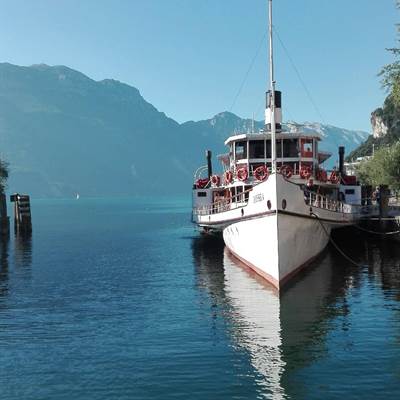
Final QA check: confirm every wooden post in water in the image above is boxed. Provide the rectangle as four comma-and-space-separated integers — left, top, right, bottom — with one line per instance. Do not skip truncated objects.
10, 194, 32, 234
379, 185, 390, 218
0, 193, 10, 236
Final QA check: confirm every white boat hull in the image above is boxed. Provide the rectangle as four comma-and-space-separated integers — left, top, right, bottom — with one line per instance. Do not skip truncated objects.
195, 173, 358, 289
223, 211, 332, 288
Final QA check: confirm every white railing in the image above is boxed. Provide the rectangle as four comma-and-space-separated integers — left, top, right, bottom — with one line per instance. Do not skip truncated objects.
305, 191, 352, 213
194, 187, 253, 216
193, 165, 208, 181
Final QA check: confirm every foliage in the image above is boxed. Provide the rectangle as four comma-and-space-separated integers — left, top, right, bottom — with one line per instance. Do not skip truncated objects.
0, 160, 8, 194
356, 142, 400, 189
379, 1, 400, 107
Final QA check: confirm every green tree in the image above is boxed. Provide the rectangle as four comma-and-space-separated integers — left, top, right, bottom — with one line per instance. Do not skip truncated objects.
380, 1, 400, 107
357, 142, 400, 189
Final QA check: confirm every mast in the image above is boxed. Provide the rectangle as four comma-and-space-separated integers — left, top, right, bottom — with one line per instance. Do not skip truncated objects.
268, 0, 277, 173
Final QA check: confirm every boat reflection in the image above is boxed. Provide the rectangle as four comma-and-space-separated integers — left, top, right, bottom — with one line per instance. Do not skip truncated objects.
191, 230, 389, 398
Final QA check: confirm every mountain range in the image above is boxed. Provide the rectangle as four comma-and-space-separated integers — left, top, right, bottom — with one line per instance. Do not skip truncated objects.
0, 63, 369, 198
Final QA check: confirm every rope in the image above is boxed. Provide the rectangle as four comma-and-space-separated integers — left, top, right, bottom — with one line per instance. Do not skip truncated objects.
353, 223, 400, 236
273, 27, 327, 125
310, 212, 365, 268
229, 31, 267, 113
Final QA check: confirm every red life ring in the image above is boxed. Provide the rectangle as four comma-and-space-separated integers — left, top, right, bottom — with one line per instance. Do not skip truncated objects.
211, 175, 220, 186
300, 166, 312, 179
237, 167, 248, 181
280, 165, 293, 179
195, 178, 208, 189
317, 169, 327, 182
329, 171, 340, 184
254, 165, 269, 182
224, 170, 233, 184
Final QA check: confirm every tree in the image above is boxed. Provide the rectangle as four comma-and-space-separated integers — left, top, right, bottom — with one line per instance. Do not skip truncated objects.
356, 142, 400, 190
0, 160, 8, 194
379, 1, 400, 107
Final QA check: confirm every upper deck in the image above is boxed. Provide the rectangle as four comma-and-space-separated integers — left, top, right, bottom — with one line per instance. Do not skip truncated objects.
221, 130, 331, 176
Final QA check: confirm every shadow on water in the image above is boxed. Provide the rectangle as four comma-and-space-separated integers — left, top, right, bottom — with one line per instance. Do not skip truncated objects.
191, 229, 400, 399
0, 232, 32, 301
0, 236, 10, 298
13, 232, 33, 270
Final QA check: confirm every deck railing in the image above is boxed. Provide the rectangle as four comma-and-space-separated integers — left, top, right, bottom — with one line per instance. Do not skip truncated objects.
193, 187, 253, 216
304, 190, 351, 213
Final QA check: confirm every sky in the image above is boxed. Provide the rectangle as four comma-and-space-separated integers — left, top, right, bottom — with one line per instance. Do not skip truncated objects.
0, 0, 398, 132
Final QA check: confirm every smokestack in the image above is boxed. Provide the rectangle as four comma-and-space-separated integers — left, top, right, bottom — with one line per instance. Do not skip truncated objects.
265, 90, 282, 131
206, 150, 212, 179
338, 146, 345, 176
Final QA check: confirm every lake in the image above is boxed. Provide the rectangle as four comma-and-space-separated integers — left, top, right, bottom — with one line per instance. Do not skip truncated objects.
0, 198, 399, 399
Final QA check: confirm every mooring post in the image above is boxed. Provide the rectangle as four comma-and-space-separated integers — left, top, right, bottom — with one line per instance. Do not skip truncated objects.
0, 193, 10, 236
10, 194, 32, 234
379, 185, 389, 218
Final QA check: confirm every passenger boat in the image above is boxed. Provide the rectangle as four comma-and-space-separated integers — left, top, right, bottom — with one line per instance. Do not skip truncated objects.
191, 0, 363, 289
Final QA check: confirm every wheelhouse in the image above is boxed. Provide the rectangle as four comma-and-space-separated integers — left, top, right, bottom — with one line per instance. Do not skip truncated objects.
223, 132, 330, 180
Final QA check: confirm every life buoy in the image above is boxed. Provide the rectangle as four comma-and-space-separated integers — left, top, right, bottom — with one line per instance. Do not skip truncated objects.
300, 165, 312, 179
254, 165, 269, 182
224, 170, 233, 184
317, 169, 327, 182
211, 175, 220, 186
195, 178, 208, 189
329, 170, 340, 184
237, 167, 248, 182
280, 165, 293, 179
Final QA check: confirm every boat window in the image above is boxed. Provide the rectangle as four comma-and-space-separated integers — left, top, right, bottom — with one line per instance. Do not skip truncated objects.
235, 141, 247, 160
249, 140, 264, 159
283, 138, 298, 157
301, 138, 313, 157
244, 185, 252, 202
276, 140, 282, 158
266, 141, 271, 158
345, 189, 355, 195
197, 192, 207, 197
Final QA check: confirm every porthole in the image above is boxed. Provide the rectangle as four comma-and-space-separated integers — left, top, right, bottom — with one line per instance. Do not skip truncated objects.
241, 208, 244, 216
282, 199, 287, 210
267, 200, 272, 210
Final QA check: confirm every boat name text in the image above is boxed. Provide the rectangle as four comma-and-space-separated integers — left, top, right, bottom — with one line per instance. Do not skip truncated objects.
253, 193, 264, 203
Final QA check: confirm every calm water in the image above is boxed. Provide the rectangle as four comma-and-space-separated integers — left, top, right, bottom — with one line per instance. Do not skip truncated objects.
0, 198, 400, 399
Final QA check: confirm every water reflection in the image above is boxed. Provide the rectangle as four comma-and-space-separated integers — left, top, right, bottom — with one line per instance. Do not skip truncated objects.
0, 236, 10, 298
192, 230, 400, 399
14, 232, 32, 269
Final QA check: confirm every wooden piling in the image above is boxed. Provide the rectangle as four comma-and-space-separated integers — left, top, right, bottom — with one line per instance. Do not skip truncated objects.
10, 194, 32, 234
0, 193, 9, 236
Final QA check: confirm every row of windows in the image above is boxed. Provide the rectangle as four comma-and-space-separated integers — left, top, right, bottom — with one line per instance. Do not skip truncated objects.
234, 139, 314, 160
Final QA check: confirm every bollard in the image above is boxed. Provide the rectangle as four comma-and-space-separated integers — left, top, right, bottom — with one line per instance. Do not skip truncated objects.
0, 193, 9, 236
10, 194, 32, 234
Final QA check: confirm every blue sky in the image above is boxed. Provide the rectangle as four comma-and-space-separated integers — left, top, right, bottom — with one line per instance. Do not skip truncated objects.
0, 0, 397, 131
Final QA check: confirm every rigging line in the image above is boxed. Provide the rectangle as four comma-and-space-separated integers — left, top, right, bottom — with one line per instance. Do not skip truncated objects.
272, 26, 327, 125
353, 223, 400, 236
229, 31, 267, 113
310, 212, 366, 268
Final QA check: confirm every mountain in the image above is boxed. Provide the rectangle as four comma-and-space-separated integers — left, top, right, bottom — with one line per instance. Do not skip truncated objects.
0, 63, 369, 198
347, 95, 400, 160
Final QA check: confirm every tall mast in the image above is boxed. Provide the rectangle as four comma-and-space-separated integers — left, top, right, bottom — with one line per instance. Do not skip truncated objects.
268, 0, 277, 173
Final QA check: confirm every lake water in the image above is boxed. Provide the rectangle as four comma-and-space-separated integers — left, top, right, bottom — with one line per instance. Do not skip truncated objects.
0, 198, 399, 399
